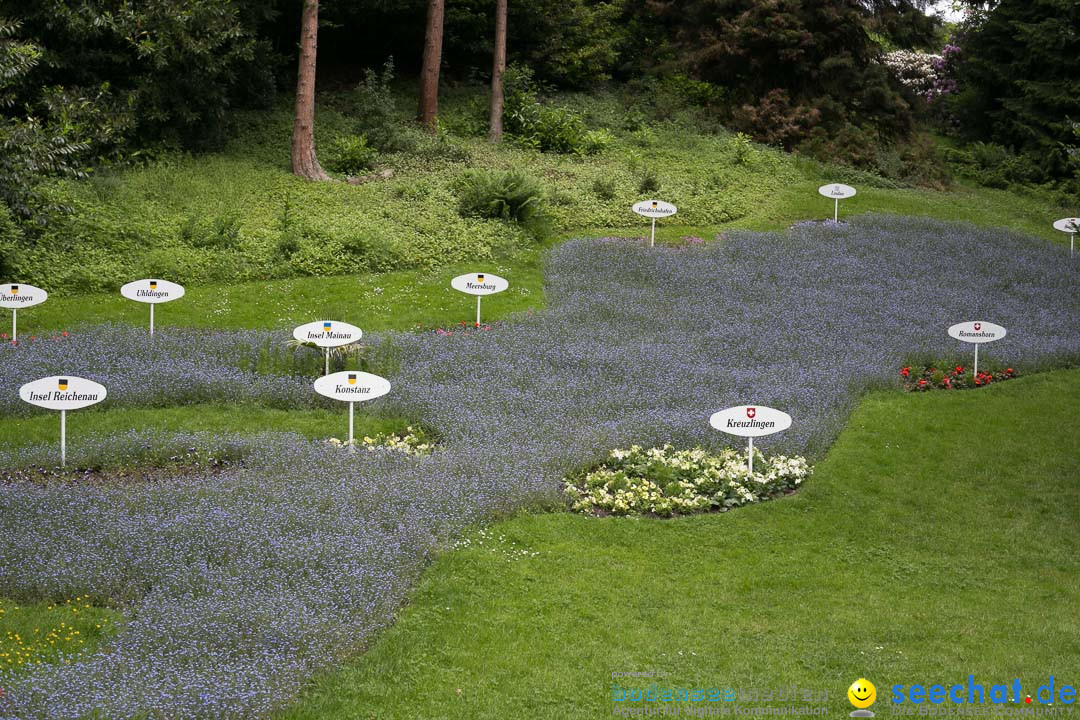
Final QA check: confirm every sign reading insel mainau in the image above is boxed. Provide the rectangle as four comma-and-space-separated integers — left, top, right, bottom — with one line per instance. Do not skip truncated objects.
0, 283, 47, 309
313, 371, 391, 446
20, 375, 107, 468
450, 273, 509, 296
0, 282, 48, 342
948, 321, 1006, 377
710, 405, 793, 476
120, 279, 185, 304
292, 320, 363, 348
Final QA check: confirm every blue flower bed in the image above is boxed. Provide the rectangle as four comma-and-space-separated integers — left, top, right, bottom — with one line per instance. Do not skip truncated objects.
0, 215, 1078, 718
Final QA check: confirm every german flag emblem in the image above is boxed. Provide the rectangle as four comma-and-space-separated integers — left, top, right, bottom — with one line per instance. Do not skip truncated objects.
477, 274, 485, 283
10, 285, 17, 294
58, 378, 69, 391
149, 281, 158, 290
348, 373, 357, 385
651, 201, 658, 208
323, 322, 332, 332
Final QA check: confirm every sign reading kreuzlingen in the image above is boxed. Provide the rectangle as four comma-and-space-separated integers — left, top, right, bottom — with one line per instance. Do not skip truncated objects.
948, 321, 1007, 377
19, 375, 107, 467
120, 279, 185, 336
313, 371, 391, 446
451, 273, 508, 327
710, 405, 793, 476
632, 199, 678, 248
0, 282, 48, 342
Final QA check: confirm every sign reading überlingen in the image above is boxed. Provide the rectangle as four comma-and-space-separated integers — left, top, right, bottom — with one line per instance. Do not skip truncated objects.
120, 279, 185, 304
710, 405, 793, 476
450, 273, 509, 297
313, 371, 391, 403
710, 405, 793, 437
0, 283, 47, 309
947, 321, 1007, 344
20, 375, 107, 411
292, 320, 364, 348
632, 200, 678, 219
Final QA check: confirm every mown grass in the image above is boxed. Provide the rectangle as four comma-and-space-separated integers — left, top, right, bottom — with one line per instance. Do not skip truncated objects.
0, 597, 121, 675
0, 404, 412, 453
280, 369, 1080, 719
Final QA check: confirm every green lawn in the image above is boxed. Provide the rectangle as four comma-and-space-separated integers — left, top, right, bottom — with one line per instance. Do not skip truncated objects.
280, 370, 1080, 719
0, 597, 121, 674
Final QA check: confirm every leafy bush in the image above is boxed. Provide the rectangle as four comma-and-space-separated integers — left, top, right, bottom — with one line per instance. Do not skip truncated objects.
347, 58, 403, 152
564, 444, 812, 517
637, 166, 661, 194
325, 134, 378, 175
591, 177, 617, 201
503, 65, 600, 155
454, 169, 545, 225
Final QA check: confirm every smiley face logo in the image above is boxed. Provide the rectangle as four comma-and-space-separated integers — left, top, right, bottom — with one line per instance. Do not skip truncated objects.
848, 678, 876, 710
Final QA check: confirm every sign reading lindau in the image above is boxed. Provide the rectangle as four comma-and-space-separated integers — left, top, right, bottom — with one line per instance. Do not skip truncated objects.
451, 273, 508, 326
19, 375, 107, 468
818, 183, 856, 222
632, 200, 678, 248
0, 283, 48, 342
313, 371, 391, 446
1053, 217, 1080, 257
948, 321, 1007, 377
709, 405, 793, 476
120, 279, 185, 336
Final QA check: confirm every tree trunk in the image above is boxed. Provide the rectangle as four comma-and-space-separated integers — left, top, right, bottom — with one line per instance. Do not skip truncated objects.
418, 0, 445, 133
488, 0, 508, 142
291, 0, 329, 181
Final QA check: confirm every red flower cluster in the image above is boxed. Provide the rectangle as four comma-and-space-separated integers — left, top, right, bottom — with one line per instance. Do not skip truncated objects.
901, 363, 1017, 392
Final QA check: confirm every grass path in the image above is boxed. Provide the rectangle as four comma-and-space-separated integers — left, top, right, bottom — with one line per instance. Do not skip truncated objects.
281, 369, 1080, 719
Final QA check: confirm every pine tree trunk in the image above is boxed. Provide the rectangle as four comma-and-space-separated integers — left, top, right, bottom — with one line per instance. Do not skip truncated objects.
291, 0, 329, 181
488, 0, 508, 143
418, 0, 445, 133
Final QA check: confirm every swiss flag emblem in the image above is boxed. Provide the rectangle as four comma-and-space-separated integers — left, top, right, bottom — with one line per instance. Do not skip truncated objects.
974, 322, 982, 331
747, 407, 757, 419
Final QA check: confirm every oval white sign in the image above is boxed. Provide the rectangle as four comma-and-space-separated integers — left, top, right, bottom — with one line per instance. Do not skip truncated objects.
120, 279, 185, 304
292, 320, 363, 348
20, 375, 107, 411
0, 283, 48, 310
948, 321, 1006, 344
450, 273, 509, 297
632, 200, 678, 218
818, 183, 856, 199
710, 405, 792, 438
313, 371, 391, 403
1053, 218, 1080, 233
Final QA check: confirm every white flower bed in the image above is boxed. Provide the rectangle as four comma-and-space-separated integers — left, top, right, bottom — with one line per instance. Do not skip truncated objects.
563, 444, 812, 517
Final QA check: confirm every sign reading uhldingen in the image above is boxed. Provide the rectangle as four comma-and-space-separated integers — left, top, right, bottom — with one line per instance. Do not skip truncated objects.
817, 183, 856, 222
632, 200, 678, 248
948, 321, 1006, 377
120, 279, 185, 336
1053, 217, 1080, 257
19, 375, 107, 467
313, 370, 391, 446
451, 273, 508, 327
292, 320, 363, 376
710, 405, 793, 475
0, 283, 48, 342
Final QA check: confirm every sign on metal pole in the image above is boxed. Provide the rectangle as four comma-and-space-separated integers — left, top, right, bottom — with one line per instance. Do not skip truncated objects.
450, 273, 508, 327
19, 375, 107, 467
709, 405, 793, 476
120, 279, 185, 336
818, 184, 856, 222
313, 371, 391, 446
1053, 217, 1080, 257
632, 200, 678, 248
947, 321, 1007, 377
292, 320, 363, 375
0, 283, 48, 342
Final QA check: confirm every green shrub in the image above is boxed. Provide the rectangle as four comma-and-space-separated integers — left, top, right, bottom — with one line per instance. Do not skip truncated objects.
347, 58, 403, 152
325, 134, 378, 175
637, 166, 661, 194
455, 169, 546, 228
503, 65, 599, 155
591, 177, 618, 201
